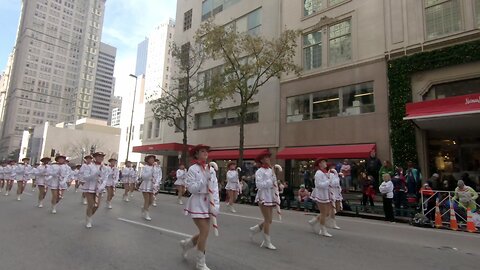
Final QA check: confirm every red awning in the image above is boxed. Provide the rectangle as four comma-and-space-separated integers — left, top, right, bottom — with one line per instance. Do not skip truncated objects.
276, 144, 376, 160
208, 148, 270, 160
404, 93, 480, 120
132, 143, 192, 156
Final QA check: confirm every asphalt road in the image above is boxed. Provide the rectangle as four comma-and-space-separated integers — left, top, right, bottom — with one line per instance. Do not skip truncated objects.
0, 187, 478, 270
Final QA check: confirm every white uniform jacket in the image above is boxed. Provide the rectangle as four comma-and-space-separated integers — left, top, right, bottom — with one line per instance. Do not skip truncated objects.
225, 170, 240, 192
121, 167, 136, 184
329, 169, 343, 202
311, 169, 330, 203
184, 163, 220, 218
46, 164, 71, 190
35, 165, 49, 186
14, 164, 33, 182
255, 167, 279, 206
138, 165, 162, 193
174, 169, 187, 186
80, 163, 108, 193
105, 166, 120, 187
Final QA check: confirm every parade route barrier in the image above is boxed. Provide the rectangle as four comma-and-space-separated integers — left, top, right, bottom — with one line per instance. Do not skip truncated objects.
421, 190, 479, 233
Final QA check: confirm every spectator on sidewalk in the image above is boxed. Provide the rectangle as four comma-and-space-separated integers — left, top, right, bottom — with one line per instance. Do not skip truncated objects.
454, 180, 478, 212
392, 167, 407, 211
379, 174, 395, 222
420, 182, 436, 221
429, 173, 441, 190
379, 160, 394, 183
406, 161, 422, 198
340, 159, 352, 192
281, 182, 294, 209
298, 184, 311, 211
461, 173, 477, 192
361, 173, 375, 208
366, 150, 382, 190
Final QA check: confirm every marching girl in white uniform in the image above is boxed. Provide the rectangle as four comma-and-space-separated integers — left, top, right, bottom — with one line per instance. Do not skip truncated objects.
151, 158, 162, 207
4, 160, 16, 196
328, 164, 342, 230
105, 158, 119, 209
249, 152, 279, 250
174, 163, 187, 205
225, 161, 240, 213
14, 157, 33, 201
138, 155, 162, 221
46, 155, 70, 213
180, 144, 220, 270
0, 161, 5, 193
121, 161, 136, 202
308, 158, 333, 237
73, 165, 82, 192
79, 155, 94, 205
81, 152, 108, 228
35, 157, 51, 208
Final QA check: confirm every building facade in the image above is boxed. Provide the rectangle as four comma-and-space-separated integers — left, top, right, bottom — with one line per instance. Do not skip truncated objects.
0, 0, 107, 158
108, 95, 122, 126
385, 0, 480, 182
135, 38, 149, 77
91, 42, 117, 122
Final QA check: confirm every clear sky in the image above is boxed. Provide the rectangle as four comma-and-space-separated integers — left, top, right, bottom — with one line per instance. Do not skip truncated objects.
0, 0, 177, 97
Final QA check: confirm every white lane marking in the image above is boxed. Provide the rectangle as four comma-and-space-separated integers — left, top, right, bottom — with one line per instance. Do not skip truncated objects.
219, 211, 281, 223
118, 218, 192, 238
23, 192, 33, 196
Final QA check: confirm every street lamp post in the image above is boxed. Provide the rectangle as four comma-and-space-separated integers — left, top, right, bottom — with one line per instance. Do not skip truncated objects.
125, 74, 138, 163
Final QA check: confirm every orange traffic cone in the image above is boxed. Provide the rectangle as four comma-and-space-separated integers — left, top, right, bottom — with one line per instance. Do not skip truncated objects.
435, 200, 442, 229
466, 208, 478, 233
449, 203, 458, 231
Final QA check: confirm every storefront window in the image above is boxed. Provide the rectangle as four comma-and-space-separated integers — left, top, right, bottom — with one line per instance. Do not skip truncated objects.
423, 77, 480, 101
287, 94, 311, 123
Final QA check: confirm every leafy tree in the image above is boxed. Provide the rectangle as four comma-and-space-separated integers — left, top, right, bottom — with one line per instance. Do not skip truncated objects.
150, 42, 205, 165
196, 22, 300, 165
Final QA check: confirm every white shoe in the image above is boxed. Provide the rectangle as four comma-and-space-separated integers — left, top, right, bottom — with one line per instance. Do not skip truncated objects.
260, 233, 277, 250
195, 250, 211, 270
144, 211, 152, 221
229, 204, 237, 213
180, 238, 194, 259
152, 201, 157, 207
82, 198, 87, 205
125, 196, 130, 202
75, 189, 78, 193
130, 193, 134, 197
320, 225, 332, 237
86, 217, 92, 228
249, 224, 261, 241
331, 219, 341, 230
107, 202, 112, 209
5, 191, 9, 196
178, 199, 183, 205
17, 195, 21, 201
38, 201, 44, 208
51, 207, 57, 214
308, 217, 318, 233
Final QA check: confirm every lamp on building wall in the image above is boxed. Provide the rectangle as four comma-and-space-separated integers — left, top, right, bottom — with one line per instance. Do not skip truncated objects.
125, 74, 138, 162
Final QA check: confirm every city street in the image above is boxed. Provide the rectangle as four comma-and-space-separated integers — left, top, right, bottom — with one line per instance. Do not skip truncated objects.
0, 188, 478, 270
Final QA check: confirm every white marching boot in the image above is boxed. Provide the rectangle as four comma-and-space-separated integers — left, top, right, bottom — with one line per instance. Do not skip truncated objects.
86, 216, 92, 228
38, 200, 44, 208
229, 204, 237, 213
4, 191, 9, 196
17, 195, 21, 201
195, 250, 211, 270
320, 225, 332, 237
107, 201, 112, 209
249, 224, 261, 240
152, 200, 157, 207
331, 219, 341, 230
82, 197, 87, 205
308, 217, 319, 233
260, 233, 277, 250
144, 210, 152, 221
178, 198, 183, 205
51, 204, 57, 214
180, 238, 194, 259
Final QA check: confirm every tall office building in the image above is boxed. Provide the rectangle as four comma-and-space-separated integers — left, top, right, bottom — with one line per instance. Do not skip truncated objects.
0, 0, 107, 157
91, 42, 116, 122
135, 38, 149, 76
109, 95, 122, 126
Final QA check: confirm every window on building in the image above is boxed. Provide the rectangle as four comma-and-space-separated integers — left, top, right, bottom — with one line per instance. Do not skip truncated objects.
423, 77, 480, 101
329, 20, 352, 65
202, 0, 240, 21
304, 0, 346, 16
147, 121, 153, 139
424, 0, 461, 39
183, 9, 192, 31
287, 94, 311, 123
139, 124, 144, 140
303, 31, 322, 70
195, 103, 259, 129
154, 118, 160, 137
286, 82, 374, 122
476, 0, 480, 27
